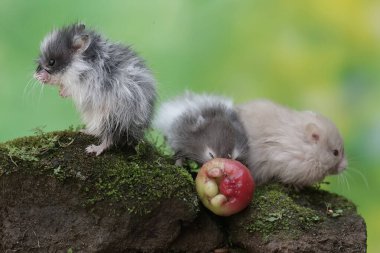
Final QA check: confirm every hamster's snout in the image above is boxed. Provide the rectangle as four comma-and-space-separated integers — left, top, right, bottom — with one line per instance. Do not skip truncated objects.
332, 157, 348, 174
34, 69, 51, 84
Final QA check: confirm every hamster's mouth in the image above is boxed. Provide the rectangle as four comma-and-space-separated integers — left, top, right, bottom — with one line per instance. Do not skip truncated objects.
34, 71, 51, 84
34, 71, 68, 98
331, 158, 348, 174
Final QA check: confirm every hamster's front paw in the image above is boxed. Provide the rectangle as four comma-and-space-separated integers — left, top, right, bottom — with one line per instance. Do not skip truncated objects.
59, 85, 70, 98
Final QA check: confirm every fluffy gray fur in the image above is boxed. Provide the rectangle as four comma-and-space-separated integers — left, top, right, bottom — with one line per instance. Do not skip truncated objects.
34, 23, 156, 155
154, 92, 249, 165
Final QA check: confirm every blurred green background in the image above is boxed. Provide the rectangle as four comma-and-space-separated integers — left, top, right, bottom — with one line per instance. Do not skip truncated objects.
0, 0, 379, 251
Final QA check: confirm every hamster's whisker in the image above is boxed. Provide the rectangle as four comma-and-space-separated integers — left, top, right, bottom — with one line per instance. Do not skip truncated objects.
26, 80, 40, 99
348, 167, 369, 190
38, 83, 46, 102
337, 173, 342, 188
25, 79, 41, 99
184, 152, 207, 162
343, 170, 354, 186
337, 173, 346, 190
342, 173, 350, 191
23, 76, 36, 98
32, 80, 41, 93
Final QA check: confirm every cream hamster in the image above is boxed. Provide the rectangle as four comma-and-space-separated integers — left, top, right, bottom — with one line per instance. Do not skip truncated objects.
34, 23, 156, 155
236, 99, 347, 187
154, 92, 249, 165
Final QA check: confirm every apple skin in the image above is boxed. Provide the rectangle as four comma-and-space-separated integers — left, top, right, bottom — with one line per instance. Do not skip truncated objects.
195, 158, 255, 216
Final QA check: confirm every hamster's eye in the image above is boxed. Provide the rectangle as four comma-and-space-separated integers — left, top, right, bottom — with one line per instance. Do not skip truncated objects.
333, 149, 339, 157
209, 152, 215, 159
48, 59, 56, 66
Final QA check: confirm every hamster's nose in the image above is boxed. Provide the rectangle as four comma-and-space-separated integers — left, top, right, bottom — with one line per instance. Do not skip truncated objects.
34, 69, 50, 83
335, 158, 348, 173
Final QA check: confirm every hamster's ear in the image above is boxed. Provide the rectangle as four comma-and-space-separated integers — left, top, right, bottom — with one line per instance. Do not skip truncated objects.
190, 115, 206, 132
72, 34, 90, 53
305, 123, 320, 143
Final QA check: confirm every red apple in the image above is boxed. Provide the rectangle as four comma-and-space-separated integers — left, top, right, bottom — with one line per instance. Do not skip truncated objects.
195, 158, 255, 216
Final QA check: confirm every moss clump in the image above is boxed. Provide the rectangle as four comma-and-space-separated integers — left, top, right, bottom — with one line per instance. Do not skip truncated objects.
244, 184, 322, 241
0, 130, 199, 216
2, 127, 62, 164
84, 141, 198, 215
242, 183, 358, 242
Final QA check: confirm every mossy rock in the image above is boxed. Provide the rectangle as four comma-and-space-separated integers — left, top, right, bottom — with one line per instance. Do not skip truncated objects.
0, 130, 201, 252
227, 184, 367, 252
0, 130, 198, 215
0, 130, 367, 252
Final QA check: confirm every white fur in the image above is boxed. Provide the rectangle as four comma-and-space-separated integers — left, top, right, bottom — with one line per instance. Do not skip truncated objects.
40, 30, 58, 53
231, 147, 240, 160
236, 99, 347, 187
62, 55, 154, 139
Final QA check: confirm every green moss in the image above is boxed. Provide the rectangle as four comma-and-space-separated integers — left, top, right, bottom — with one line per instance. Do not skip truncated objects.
2, 127, 61, 164
0, 130, 199, 216
85, 146, 198, 215
243, 183, 358, 241
244, 184, 322, 240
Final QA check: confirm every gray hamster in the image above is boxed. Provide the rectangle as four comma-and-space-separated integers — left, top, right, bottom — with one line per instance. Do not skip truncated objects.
154, 92, 249, 165
236, 99, 347, 187
34, 23, 156, 155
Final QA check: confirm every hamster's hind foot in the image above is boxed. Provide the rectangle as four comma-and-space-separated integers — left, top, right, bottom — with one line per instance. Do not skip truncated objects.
86, 140, 111, 156
80, 128, 92, 135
